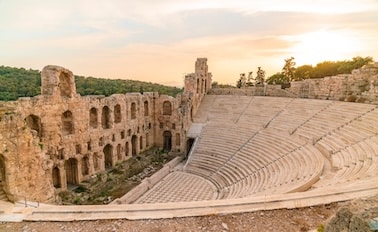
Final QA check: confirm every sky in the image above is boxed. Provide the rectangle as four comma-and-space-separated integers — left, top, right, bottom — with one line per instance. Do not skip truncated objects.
0, 0, 377, 86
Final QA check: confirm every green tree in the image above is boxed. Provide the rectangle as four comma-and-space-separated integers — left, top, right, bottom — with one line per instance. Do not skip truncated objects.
282, 57, 296, 82
255, 67, 266, 85
294, 65, 313, 80
236, 73, 247, 88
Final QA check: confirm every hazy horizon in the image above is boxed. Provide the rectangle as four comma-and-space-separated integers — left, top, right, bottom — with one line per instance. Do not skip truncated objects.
1, 0, 377, 87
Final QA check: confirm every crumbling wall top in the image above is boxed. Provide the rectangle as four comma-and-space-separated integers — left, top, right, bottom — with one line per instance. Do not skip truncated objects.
41, 65, 76, 98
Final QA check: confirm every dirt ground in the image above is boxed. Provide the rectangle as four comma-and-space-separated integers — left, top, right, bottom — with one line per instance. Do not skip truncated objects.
3, 195, 377, 232
0, 201, 344, 232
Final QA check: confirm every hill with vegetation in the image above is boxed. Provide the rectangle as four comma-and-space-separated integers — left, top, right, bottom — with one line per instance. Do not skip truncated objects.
0, 66, 183, 101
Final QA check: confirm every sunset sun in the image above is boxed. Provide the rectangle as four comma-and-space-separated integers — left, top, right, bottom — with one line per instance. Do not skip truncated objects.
288, 30, 362, 65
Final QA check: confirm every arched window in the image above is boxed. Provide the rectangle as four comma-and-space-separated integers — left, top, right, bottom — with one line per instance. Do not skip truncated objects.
103, 144, 113, 168
101, 106, 111, 129
196, 79, 200, 93
131, 102, 136, 119
163, 131, 172, 152
25, 114, 42, 138
89, 108, 98, 128
114, 104, 121, 123
144, 101, 149, 116
65, 158, 78, 185
163, 101, 172, 115
139, 136, 143, 150
81, 156, 89, 176
146, 133, 149, 147
61, 110, 74, 135
52, 167, 61, 188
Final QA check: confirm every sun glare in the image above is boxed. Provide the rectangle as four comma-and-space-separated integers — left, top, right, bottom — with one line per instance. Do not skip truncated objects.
287, 30, 362, 65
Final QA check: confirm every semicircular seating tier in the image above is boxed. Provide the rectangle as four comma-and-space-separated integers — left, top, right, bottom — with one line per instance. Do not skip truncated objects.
133, 95, 378, 204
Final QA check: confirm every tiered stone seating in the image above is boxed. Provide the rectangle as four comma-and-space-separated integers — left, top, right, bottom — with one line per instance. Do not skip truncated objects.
134, 172, 218, 204
268, 99, 332, 132
134, 95, 376, 204
294, 102, 375, 140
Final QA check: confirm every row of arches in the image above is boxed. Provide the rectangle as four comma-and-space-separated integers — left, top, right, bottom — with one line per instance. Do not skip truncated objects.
196, 78, 208, 94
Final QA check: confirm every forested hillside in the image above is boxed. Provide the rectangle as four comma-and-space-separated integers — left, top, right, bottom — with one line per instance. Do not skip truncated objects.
0, 66, 183, 101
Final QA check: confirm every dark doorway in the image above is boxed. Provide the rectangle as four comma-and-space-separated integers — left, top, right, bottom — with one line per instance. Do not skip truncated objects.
163, 131, 172, 152
186, 138, 195, 157
52, 167, 61, 188
103, 144, 113, 169
131, 135, 137, 156
0, 155, 6, 187
65, 158, 78, 185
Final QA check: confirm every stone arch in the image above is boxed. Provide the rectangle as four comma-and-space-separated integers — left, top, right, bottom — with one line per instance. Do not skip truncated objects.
103, 144, 113, 169
197, 79, 200, 93
131, 102, 137, 119
101, 106, 111, 129
139, 136, 143, 150
144, 100, 149, 116
0, 155, 6, 187
65, 158, 78, 185
146, 133, 150, 147
52, 166, 61, 188
89, 108, 98, 128
81, 156, 89, 176
125, 141, 129, 157
61, 110, 74, 135
59, 71, 73, 97
131, 135, 138, 156
117, 144, 122, 161
163, 101, 172, 115
163, 131, 172, 152
25, 114, 42, 138
114, 104, 121, 123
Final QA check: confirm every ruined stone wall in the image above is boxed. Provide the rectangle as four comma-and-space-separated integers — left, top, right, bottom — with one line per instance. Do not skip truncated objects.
209, 63, 378, 105
0, 58, 211, 203
289, 63, 378, 104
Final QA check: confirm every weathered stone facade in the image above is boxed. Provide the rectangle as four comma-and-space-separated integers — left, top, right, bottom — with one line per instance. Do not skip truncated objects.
209, 63, 378, 104
0, 58, 212, 203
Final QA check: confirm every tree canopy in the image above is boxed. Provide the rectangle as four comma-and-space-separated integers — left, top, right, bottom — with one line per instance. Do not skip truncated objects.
0, 66, 183, 101
266, 56, 374, 87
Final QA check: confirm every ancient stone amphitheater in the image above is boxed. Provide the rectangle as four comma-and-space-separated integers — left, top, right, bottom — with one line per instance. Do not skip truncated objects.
0, 58, 377, 221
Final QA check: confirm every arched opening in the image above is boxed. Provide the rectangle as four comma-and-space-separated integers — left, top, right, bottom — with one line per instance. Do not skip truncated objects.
81, 156, 89, 176
139, 136, 143, 151
89, 108, 98, 128
65, 158, 78, 186
190, 106, 194, 122
61, 110, 74, 135
144, 101, 149, 116
125, 142, 129, 157
205, 80, 207, 92
114, 104, 121, 123
25, 114, 42, 138
163, 131, 172, 152
52, 166, 61, 188
196, 79, 200, 93
131, 135, 138, 156
103, 144, 113, 169
59, 72, 73, 97
117, 144, 122, 161
146, 133, 149, 147
102, 106, 111, 129
131, 102, 136, 119
0, 155, 6, 191
163, 101, 172, 115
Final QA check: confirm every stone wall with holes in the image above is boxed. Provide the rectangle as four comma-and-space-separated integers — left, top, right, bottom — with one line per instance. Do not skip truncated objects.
0, 58, 212, 203
289, 63, 378, 104
209, 63, 378, 104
